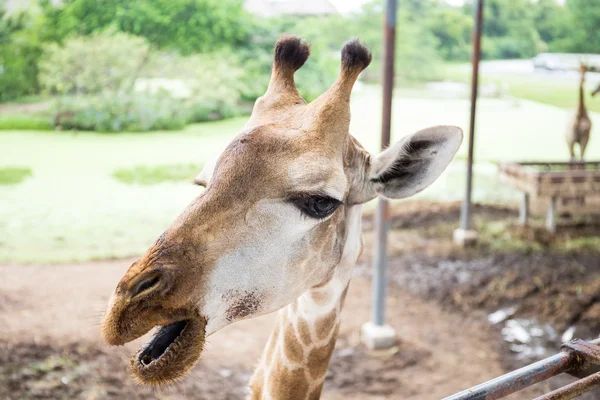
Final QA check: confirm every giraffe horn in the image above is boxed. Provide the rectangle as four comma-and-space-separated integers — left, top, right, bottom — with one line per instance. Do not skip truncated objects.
245, 35, 311, 128
308, 39, 372, 138
265, 35, 310, 97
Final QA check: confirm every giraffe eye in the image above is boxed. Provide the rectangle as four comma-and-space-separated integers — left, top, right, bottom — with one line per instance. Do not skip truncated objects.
292, 195, 342, 219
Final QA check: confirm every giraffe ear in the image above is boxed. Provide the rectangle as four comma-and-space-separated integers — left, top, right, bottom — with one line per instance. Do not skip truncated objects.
354, 126, 463, 202
193, 156, 219, 187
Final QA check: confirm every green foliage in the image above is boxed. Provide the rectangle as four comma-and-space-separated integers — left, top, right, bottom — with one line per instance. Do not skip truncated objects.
534, 0, 569, 47
427, 8, 472, 61
113, 163, 203, 185
52, 94, 189, 132
39, 31, 149, 95
39, 0, 249, 54
478, 0, 543, 59
0, 114, 53, 130
186, 100, 244, 123
144, 51, 246, 105
0, 9, 42, 101
561, 0, 600, 54
0, 167, 32, 185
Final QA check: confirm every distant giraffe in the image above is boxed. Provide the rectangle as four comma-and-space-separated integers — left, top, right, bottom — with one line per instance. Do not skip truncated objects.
566, 62, 592, 161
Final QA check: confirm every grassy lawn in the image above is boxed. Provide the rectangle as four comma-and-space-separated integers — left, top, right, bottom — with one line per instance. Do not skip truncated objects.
441, 62, 600, 113
2, 87, 600, 263
0, 167, 33, 185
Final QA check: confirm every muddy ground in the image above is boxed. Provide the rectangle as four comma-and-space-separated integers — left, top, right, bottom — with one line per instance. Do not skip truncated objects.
1, 201, 599, 399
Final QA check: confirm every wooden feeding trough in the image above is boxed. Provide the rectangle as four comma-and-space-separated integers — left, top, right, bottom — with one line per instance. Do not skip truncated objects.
498, 161, 600, 232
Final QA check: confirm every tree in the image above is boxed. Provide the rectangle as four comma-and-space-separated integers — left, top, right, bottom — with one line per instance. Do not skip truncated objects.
0, 9, 42, 101
479, 0, 543, 59
38, 32, 150, 95
427, 7, 473, 61
39, 0, 250, 54
563, 0, 600, 53
534, 0, 568, 46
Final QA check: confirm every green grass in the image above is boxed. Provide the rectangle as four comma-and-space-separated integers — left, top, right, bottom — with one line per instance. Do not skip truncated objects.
1, 87, 600, 263
113, 163, 203, 185
0, 167, 33, 185
440, 62, 600, 113
0, 114, 53, 130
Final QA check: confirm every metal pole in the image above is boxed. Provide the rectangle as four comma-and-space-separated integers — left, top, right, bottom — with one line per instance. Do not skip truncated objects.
459, 0, 484, 230
444, 339, 600, 400
372, 0, 397, 326
443, 352, 574, 400
533, 372, 600, 400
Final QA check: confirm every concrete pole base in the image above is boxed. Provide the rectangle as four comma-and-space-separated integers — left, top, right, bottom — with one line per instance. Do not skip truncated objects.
453, 228, 479, 247
361, 322, 396, 350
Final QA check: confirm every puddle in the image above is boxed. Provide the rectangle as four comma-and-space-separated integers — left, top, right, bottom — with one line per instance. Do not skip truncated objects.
496, 316, 559, 362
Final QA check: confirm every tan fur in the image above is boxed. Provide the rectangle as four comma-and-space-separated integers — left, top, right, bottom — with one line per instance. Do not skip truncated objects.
567, 63, 592, 161
101, 35, 462, 398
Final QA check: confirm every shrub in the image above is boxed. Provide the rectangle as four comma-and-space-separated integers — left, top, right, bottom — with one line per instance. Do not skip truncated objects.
0, 10, 42, 101
142, 51, 250, 122
52, 94, 188, 132
186, 100, 245, 123
39, 31, 150, 96
113, 163, 203, 185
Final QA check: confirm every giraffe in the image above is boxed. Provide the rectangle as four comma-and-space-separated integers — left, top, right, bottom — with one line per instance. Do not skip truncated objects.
102, 36, 463, 398
567, 62, 592, 161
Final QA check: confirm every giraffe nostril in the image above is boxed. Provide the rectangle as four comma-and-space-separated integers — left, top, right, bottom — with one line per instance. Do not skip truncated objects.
132, 275, 161, 298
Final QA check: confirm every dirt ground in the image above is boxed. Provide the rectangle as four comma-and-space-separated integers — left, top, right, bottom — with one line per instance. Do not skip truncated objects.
1, 201, 599, 400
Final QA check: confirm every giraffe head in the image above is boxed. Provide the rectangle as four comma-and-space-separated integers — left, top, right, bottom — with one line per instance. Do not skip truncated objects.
102, 36, 462, 385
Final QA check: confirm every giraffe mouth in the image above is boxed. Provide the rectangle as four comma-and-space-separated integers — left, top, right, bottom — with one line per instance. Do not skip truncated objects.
131, 315, 206, 385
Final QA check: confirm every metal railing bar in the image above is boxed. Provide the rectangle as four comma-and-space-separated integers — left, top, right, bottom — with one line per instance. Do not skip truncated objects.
442, 339, 600, 400
442, 352, 574, 400
532, 371, 600, 400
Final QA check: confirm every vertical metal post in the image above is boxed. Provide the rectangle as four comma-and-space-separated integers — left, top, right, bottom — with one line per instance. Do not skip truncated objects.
519, 192, 530, 226
372, 0, 397, 327
459, 0, 484, 230
546, 196, 557, 233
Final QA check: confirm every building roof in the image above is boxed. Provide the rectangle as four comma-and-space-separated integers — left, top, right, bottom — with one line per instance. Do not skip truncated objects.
244, 0, 339, 17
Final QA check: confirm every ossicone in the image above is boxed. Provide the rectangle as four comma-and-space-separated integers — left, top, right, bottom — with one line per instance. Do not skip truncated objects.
274, 35, 311, 73
341, 39, 372, 74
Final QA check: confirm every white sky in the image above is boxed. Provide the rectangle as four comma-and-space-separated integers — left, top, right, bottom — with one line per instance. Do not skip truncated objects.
330, 0, 466, 14
330, 0, 565, 14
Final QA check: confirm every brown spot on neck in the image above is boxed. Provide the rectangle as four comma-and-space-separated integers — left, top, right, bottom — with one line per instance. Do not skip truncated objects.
283, 325, 305, 364
307, 325, 339, 380
268, 365, 310, 400
314, 308, 338, 341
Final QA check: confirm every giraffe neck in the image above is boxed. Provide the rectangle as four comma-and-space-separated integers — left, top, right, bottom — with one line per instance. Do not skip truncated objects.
578, 74, 587, 115
248, 205, 363, 400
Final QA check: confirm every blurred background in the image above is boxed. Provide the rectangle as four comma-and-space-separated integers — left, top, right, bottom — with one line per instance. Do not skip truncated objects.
1, 0, 600, 399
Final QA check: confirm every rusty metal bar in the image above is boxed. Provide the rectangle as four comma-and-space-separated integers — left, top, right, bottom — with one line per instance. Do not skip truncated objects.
443, 352, 574, 400
371, 0, 397, 327
533, 372, 600, 400
459, 0, 484, 230
443, 339, 600, 400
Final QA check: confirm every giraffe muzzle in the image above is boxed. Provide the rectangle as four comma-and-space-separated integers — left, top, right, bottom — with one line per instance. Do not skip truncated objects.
130, 312, 207, 385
